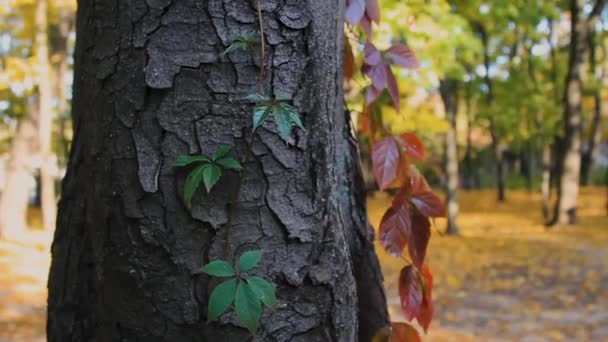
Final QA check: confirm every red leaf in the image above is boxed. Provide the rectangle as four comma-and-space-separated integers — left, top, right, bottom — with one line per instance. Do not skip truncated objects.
344, 39, 356, 81
410, 172, 431, 193
360, 14, 373, 36
417, 265, 435, 333
410, 173, 447, 218
345, 0, 365, 25
372, 137, 401, 189
411, 191, 446, 218
367, 65, 388, 91
379, 199, 411, 256
391, 323, 421, 342
365, 0, 381, 23
386, 66, 400, 111
397, 133, 426, 160
365, 86, 382, 106
387, 43, 419, 69
399, 265, 422, 321
408, 212, 430, 269
364, 42, 382, 65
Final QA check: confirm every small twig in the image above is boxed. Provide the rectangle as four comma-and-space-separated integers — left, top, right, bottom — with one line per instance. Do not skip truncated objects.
256, 0, 266, 91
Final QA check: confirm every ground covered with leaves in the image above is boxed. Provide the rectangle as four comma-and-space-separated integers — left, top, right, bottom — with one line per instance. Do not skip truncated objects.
0, 188, 607, 341
371, 187, 608, 341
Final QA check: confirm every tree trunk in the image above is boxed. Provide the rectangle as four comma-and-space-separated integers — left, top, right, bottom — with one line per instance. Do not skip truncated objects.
35, 0, 57, 231
463, 78, 476, 190
581, 91, 603, 185
581, 29, 604, 186
541, 144, 552, 221
47, 1, 388, 341
551, 0, 605, 225
440, 80, 460, 235
0, 108, 38, 240
476, 23, 506, 202
51, 6, 75, 165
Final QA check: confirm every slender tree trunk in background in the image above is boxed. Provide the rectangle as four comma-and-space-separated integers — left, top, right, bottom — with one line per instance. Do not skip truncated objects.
440, 79, 460, 235
463, 78, 476, 190
35, 0, 57, 231
47, 1, 388, 341
478, 25, 506, 202
51, 8, 74, 165
541, 144, 552, 221
581, 31, 605, 186
552, 0, 605, 225
0, 106, 38, 240
581, 91, 603, 185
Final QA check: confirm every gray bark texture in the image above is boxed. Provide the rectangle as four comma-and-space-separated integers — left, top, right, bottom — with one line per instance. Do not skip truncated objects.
47, 1, 388, 341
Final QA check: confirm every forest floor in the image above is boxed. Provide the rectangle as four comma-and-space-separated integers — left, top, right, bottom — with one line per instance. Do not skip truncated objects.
0, 188, 607, 341
370, 187, 608, 341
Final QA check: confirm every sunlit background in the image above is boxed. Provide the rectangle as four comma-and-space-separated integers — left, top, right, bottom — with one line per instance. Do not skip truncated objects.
0, 0, 607, 341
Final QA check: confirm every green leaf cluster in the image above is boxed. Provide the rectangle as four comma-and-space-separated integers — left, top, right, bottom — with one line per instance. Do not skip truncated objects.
175, 145, 242, 207
199, 250, 276, 335
246, 93, 304, 141
223, 33, 257, 56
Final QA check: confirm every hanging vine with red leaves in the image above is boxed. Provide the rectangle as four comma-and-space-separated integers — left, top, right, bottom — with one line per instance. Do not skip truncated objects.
344, 1, 446, 340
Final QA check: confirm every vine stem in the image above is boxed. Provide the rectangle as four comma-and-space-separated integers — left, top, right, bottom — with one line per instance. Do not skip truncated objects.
222, 133, 256, 260
222, 0, 266, 260
256, 0, 266, 91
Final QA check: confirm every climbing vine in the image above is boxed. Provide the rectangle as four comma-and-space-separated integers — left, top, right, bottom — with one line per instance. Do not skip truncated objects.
175, 1, 442, 340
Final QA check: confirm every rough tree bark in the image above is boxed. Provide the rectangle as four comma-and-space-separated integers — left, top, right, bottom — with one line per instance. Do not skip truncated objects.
440, 79, 460, 236
47, 1, 388, 341
552, 0, 605, 225
0, 105, 37, 240
35, 0, 57, 231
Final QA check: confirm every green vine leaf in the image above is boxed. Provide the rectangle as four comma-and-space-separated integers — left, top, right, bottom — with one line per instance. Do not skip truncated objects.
175, 155, 210, 167
203, 164, 222, 192
235, 281, 262, 334
246, 276, 276, 310
201, 260, 236, 277
184, 164, 209, 207
245, 93, 271, 103
212, 145, 232, 161
223, 33, 257, 56
253, 105, 271, 130
247, 93, 305, 140
238, 250, 262, 273
216, 157, 242, 170
208, 278, 237, 322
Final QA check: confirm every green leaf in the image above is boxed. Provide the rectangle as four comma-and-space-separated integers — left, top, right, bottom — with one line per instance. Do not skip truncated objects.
275, 93, 292, 102
223, 42, 247, 56
247, 276, 276, 310
238, 250, 262, 273
245, 93, 270, 103
273, 105, 293, 140
203, 164, 222, 192
280, 103, 304, 129
253, 105, 272, 130
184, 164, 208, 207
235, 281, 262, 334
202, 260, 236, 277
216, 158, 242, 170
208, 278, 237, 322
212, 145, 231, 161
175, 154, 210, 167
